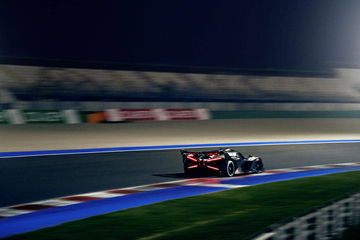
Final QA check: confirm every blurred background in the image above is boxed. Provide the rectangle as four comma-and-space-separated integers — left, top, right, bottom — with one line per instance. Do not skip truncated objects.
1, 0, 360, 116
2, 2, 360, 239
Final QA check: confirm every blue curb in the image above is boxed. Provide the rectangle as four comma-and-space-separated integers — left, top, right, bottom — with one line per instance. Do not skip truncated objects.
1, 139, 360, 158
0, 186, 227, 238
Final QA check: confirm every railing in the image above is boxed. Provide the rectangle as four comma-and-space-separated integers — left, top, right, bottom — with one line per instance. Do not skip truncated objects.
252, 193, 360, 240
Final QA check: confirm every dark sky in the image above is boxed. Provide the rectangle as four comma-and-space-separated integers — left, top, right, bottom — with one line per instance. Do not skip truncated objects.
0, 0, 360, 70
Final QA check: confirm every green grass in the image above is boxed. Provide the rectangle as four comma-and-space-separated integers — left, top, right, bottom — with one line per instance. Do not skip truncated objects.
6, 171, 360, 240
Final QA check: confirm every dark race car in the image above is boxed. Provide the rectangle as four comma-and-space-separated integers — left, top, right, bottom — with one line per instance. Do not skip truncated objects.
181, 148, 264, 177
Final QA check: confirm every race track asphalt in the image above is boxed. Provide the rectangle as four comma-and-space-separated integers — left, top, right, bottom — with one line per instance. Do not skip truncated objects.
1, 142, 360, 207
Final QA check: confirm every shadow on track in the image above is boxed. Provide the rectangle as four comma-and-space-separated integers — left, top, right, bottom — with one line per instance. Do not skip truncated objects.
152, 172, 218, 179
152, 173, 187, 179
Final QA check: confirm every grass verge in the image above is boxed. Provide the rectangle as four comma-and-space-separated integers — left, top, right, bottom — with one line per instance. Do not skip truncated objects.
6, 171, 360, 240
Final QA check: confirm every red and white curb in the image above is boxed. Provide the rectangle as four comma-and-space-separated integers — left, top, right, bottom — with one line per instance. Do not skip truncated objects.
1, 162, 359, 218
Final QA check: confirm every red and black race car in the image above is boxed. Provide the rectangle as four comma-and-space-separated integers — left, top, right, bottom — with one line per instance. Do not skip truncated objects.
181, 148, 264, 177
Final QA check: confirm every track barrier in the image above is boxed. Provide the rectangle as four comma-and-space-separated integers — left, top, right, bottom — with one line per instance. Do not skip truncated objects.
4, 108, 360, 124
252, 192, 360, 240
0, 108, 210, 124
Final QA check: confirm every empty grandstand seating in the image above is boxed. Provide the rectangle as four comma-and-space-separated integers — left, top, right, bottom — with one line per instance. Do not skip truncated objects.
0, 64, 359, 103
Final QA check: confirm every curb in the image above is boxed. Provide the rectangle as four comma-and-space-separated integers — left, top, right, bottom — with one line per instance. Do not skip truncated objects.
1, 162, 360, 219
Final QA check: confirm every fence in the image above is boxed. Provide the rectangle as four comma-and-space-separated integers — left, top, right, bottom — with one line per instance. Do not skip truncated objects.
252, 192, 360, 240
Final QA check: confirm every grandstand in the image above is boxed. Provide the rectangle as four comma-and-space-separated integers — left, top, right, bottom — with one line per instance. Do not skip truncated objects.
0, 60, 360, 111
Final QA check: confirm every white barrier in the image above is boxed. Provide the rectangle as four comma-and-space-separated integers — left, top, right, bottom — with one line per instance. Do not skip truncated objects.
253, 193, 360, 240
0, 109, 81, 124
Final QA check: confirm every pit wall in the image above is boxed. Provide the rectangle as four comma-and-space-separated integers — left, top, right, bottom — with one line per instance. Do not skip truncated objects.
212, 110, 360, 119
0, 109, 209, 124
2, 108, 360, 124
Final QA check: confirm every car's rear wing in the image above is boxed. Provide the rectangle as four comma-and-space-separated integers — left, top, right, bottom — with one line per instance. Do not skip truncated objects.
180, 149, 223, 155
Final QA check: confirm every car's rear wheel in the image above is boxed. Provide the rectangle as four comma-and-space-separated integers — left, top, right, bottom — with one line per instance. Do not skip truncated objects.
221, 160, 235, 177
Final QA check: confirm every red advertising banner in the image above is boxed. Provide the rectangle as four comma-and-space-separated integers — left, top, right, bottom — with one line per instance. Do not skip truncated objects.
105, 109, 210, 122
105, 109, 162, 121
164, 109, 201, 120
119, 109, 159, 121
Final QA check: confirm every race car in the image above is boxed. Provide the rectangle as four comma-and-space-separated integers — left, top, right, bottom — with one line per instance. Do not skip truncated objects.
181, 148, 264, 177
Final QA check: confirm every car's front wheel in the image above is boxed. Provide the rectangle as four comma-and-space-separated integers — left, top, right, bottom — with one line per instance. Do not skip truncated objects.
254, 158, 264, 173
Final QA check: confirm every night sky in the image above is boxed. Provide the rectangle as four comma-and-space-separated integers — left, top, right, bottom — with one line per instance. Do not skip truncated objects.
0, 0, 360, 70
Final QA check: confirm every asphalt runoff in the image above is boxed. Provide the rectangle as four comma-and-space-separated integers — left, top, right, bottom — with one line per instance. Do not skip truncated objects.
1, 118, 360, 152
